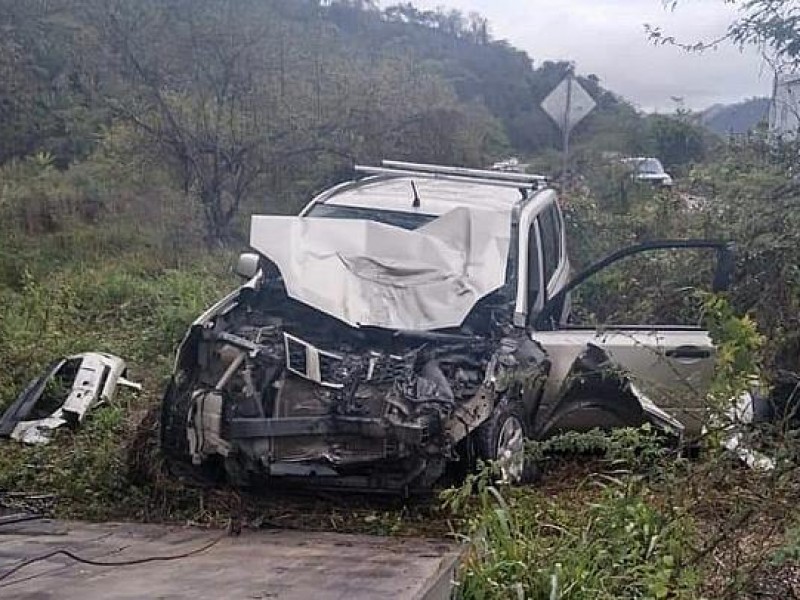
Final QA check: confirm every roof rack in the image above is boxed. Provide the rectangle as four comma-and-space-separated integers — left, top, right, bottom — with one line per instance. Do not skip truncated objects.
354, 160, 548, 191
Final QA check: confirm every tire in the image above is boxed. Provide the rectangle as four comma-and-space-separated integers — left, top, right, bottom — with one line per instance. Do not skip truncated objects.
159, 376, 192, 459
539, 394, 644, 438
475, 398, 537, 484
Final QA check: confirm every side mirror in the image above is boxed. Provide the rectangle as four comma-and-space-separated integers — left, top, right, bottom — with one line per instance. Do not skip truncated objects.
712, 243, 736, 292
235, 252, 260, 279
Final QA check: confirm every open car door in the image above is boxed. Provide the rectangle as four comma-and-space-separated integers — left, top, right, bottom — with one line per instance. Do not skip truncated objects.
530, 240, 735, 439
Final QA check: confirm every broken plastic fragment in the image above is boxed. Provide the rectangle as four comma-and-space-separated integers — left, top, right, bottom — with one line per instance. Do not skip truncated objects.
0, 352, 140, 445
720, 392, 776, 471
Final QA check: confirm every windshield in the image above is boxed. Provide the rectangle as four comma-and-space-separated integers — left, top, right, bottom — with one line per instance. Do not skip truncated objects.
306, 203, 436, 230
636, 159, 665, 175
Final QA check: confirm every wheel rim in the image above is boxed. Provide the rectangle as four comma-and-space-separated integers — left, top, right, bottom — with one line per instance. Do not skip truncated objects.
496, 416, 525, 484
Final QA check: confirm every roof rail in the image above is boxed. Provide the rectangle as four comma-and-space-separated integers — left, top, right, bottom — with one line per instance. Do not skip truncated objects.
382, 160, 546, 184
354, 166, 542, 191
354, 160, 548, 191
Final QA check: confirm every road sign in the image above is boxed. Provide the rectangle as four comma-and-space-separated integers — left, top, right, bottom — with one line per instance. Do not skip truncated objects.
540, 73, 597, 177
541, 75, 596, 133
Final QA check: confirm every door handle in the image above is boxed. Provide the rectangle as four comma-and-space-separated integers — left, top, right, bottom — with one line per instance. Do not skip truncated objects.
666, 346, 711, 360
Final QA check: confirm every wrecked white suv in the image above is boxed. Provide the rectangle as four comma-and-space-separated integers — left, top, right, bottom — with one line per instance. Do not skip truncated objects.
161, 160, 733, 491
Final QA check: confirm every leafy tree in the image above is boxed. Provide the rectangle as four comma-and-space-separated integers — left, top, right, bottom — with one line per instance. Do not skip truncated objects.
646, 114, 707, 169
0, 0, 105, 166
0, 0, 645, 239
651, 1, 800, 68
81, 0, 290, 241
71, 0, 503, 240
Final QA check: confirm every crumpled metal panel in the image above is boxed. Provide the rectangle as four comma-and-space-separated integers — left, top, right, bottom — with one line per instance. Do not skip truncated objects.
249, 207, 512, 331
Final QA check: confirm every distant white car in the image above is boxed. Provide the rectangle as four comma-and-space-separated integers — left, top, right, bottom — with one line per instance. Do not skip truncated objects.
622, 157, 674, 188
490, 157, 530, 173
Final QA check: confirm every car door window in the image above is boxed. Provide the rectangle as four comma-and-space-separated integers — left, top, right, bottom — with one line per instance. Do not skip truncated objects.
539, 244, 725, 331
538, 204, 561, 287
527, 223, 542, 319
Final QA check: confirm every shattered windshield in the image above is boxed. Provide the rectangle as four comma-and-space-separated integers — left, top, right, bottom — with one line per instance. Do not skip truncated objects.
306, 203, 436, 230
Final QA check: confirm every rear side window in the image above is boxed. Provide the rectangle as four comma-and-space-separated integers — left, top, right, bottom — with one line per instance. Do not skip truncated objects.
538, 203, 562, 285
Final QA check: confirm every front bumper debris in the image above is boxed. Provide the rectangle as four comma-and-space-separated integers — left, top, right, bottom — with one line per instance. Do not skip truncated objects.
0, 352, 141, 444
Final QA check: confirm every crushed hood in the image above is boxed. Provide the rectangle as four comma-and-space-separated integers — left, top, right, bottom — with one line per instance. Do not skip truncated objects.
250, 207, 511, 330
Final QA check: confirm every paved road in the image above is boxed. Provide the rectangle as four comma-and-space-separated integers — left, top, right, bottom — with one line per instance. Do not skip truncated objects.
0, 519, 461, 599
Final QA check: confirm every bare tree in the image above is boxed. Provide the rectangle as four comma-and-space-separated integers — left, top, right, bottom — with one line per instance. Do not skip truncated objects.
649, 1, 800, 69
84, 0, 284, 241
80, 0, 500, 240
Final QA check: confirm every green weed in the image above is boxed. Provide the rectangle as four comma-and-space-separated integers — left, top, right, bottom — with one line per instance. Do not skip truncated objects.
445, 440, 699, 600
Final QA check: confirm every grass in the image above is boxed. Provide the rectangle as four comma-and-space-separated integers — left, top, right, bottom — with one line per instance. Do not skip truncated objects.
444, 432, 699, 600
0, 214, 238, 521
0, 174, 798, 599
445, 435, 800, 600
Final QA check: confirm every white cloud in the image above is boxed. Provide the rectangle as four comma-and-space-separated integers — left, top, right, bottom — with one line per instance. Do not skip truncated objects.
403, 0, 772, 111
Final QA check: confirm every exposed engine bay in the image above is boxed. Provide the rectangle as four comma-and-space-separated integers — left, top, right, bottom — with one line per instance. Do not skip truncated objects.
162, 278, 550, 492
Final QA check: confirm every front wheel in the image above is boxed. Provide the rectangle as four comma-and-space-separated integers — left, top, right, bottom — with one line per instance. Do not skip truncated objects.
475, 399, 536, 484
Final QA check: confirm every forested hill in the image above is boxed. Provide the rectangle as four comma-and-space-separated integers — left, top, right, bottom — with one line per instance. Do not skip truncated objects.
700, 97, 770, 136
1, 0, 638, 163
319, 2, 640, 153
1, 0, 642, 238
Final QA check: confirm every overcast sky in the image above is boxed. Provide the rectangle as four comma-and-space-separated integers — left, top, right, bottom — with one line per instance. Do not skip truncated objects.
406, 0, 773, 112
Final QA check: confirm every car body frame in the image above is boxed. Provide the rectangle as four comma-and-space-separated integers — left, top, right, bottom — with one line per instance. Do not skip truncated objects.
160, 160, 732, 491
0, 352, 135, 444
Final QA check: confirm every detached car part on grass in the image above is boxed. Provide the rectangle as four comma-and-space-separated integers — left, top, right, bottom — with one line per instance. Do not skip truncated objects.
160, 160, 735, 492
0, 353, 140, 444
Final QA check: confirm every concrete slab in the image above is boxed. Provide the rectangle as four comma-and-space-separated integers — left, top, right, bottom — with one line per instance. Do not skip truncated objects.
0, 520, 462, 599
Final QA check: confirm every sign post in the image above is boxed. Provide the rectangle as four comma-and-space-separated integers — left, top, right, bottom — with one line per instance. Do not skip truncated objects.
541, 69, 596, 179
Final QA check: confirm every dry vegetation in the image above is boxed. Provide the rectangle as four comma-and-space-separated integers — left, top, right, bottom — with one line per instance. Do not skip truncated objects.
1, 139, 799, 599
1, 1, 799, 597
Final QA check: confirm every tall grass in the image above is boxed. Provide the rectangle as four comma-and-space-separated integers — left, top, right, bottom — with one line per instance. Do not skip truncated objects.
444, 430, 699, 599
0, 150, 240, 519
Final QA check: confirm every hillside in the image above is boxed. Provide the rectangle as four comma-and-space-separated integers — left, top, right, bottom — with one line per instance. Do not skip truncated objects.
0, 3, 640, 165
701, 97, 770, 135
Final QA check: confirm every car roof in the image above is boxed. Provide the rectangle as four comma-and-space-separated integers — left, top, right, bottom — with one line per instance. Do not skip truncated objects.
313, 175, 527, 218
623, 157, 663, 163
